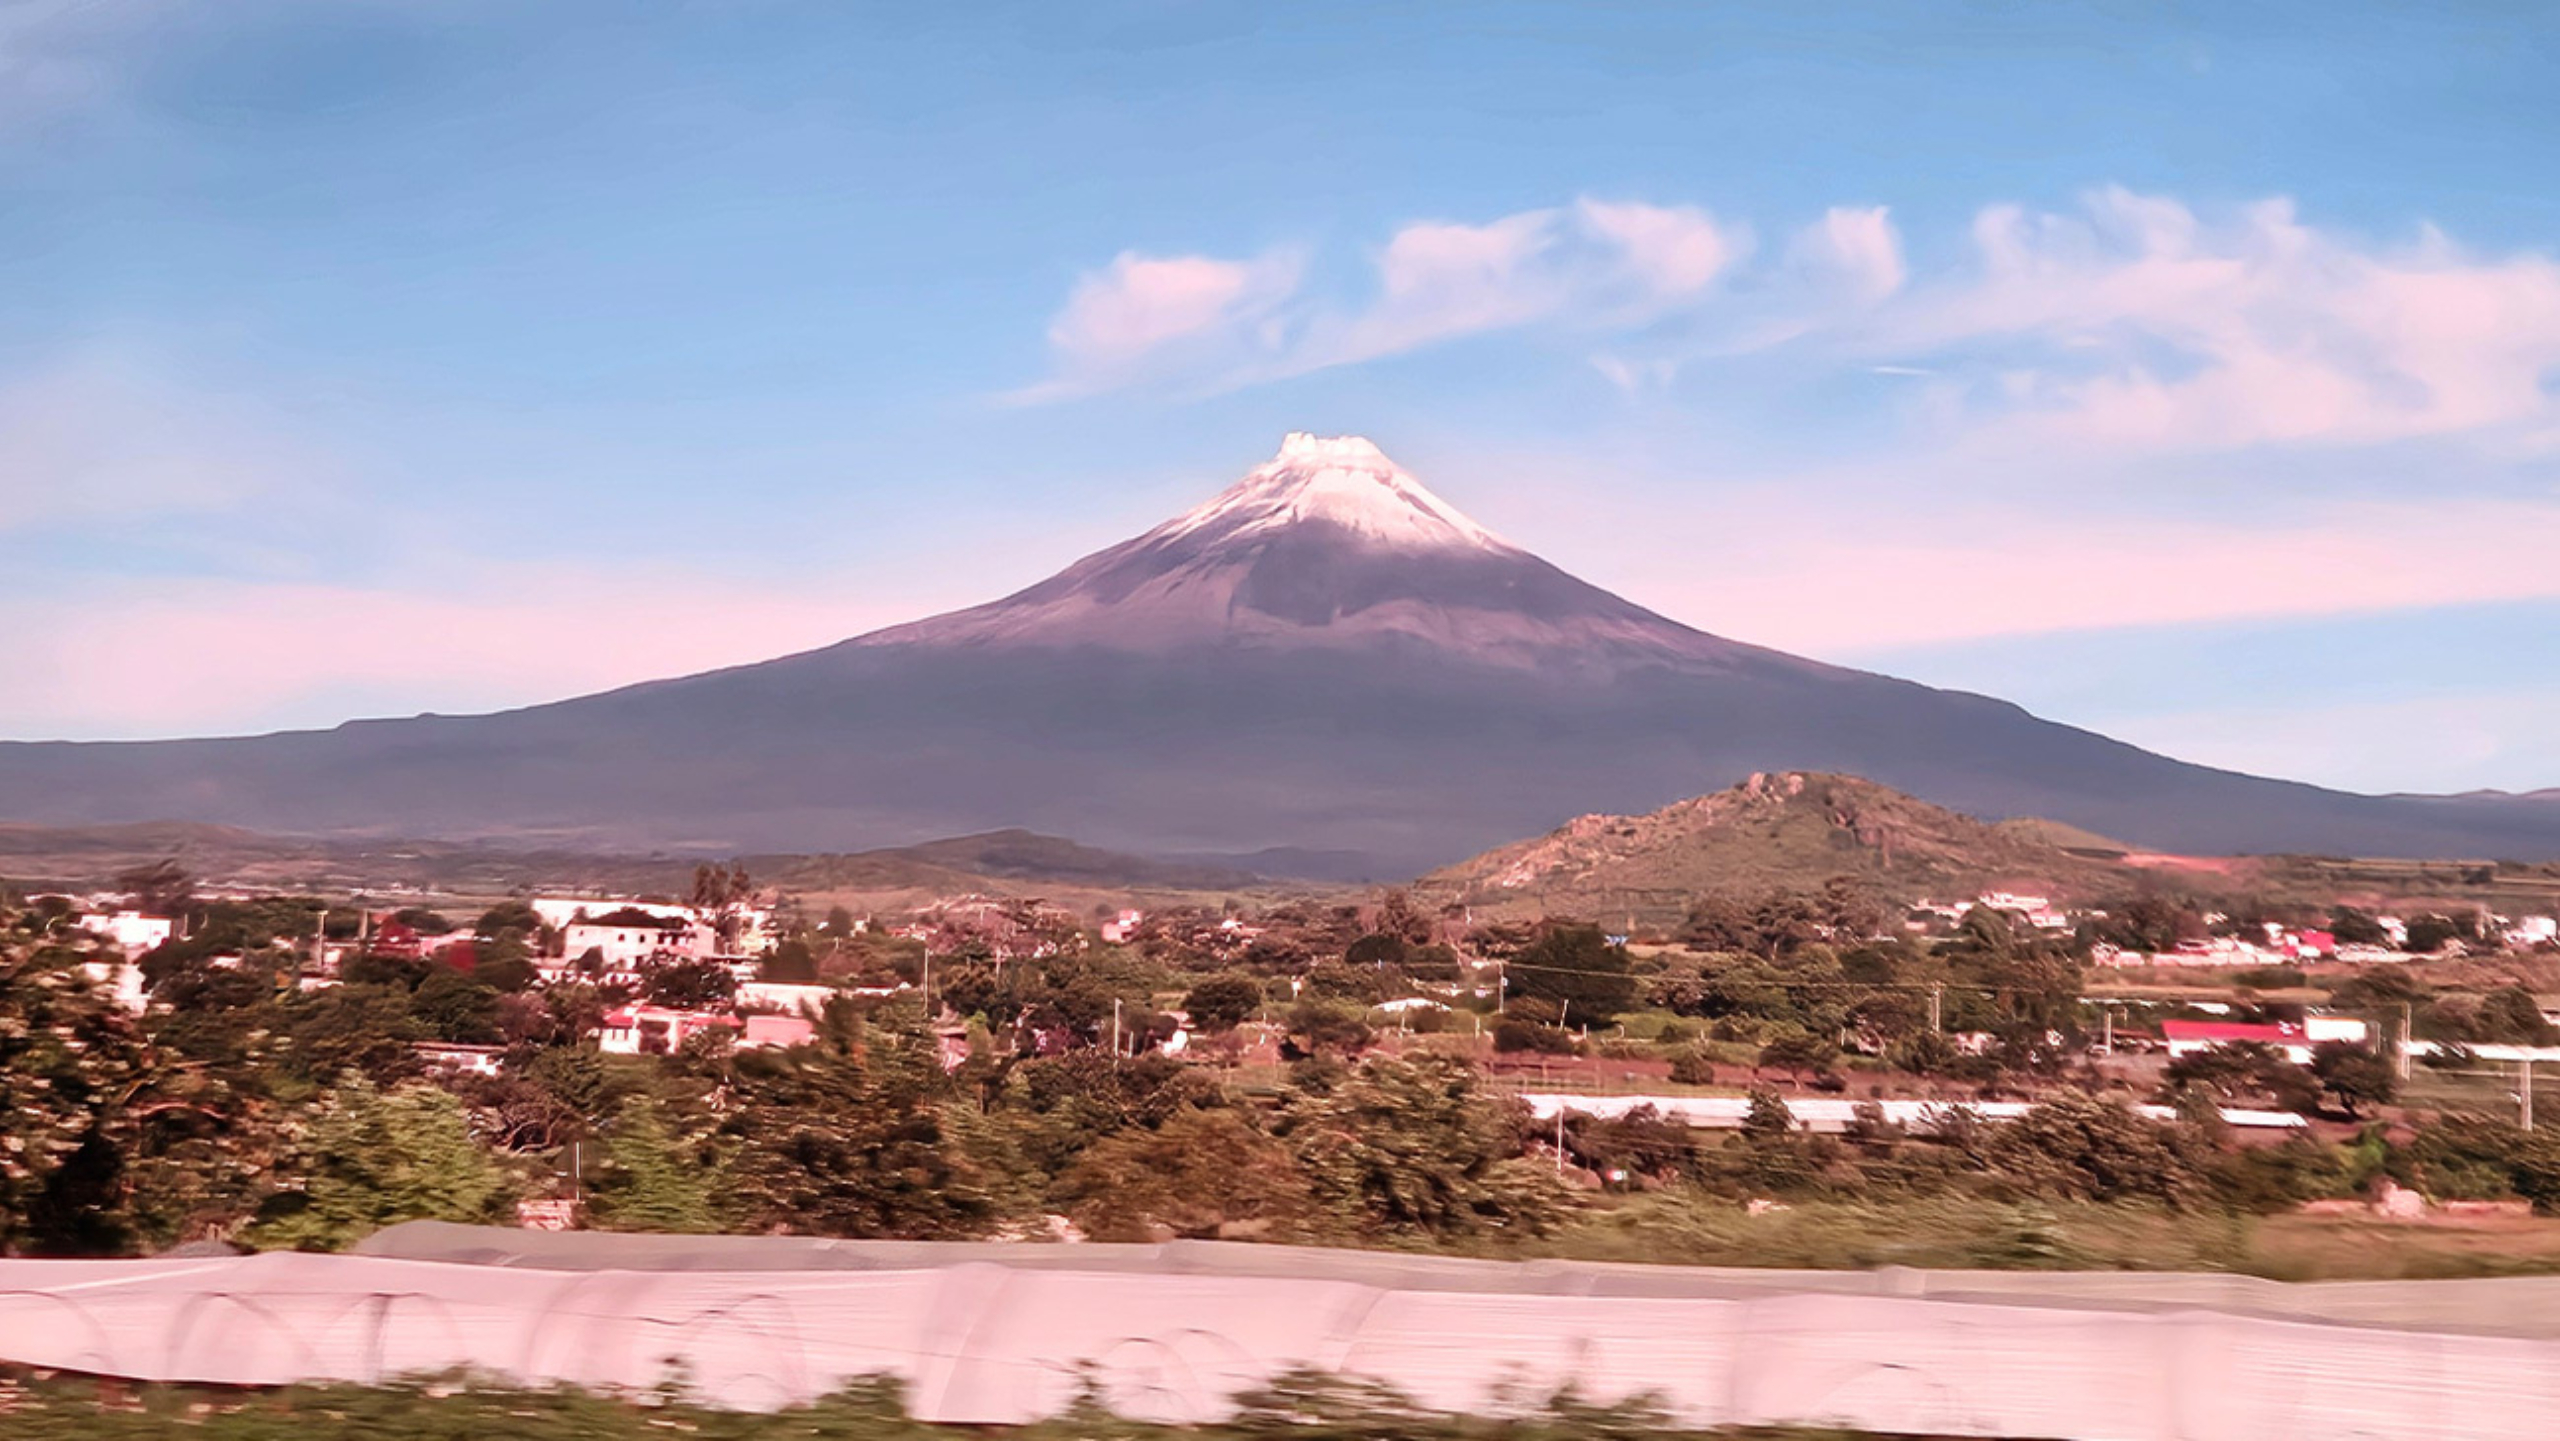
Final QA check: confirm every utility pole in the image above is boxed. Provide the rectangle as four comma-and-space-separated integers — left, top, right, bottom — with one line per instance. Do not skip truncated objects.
2526, 1057, 2537, 1132
2400, 1002, 2415, 1081
2102, 1007, 2113, 1056
1554, 1105, 1566, 1176
1929, 983, 1944, 1033
1112, 997, 1123, 1057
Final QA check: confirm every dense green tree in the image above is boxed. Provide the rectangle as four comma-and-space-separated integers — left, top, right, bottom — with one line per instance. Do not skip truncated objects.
2310, 1040, 2397, 1119
1180, 974, 1263, 1033
1756, 1030, 1838, 1083
1056, 1105, 1312, 1241
1505, 923, 1636, 1026
254, 1079, 516, 1250
2477, 985, 2557, 1044
641, 958, 738, 1009
712, 1025, 1010, 1237
591, 1094, 723, 1233
1275, 1055, 1564, 1237
2327, 907, 2391, 947
2405, 914, 2476, 954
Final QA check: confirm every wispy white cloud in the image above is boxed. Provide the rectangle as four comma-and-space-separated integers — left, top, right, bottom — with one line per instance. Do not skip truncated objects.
1031, 186, 2560, 461
1896, 187, 2560, 452
1020, 198, 1745, 398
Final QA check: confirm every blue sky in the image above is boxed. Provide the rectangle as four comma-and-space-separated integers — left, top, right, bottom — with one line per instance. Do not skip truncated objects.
7, 0, 2560, 795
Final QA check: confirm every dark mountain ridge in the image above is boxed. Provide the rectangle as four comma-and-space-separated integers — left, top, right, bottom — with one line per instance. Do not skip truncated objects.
5, 433, 2558, 873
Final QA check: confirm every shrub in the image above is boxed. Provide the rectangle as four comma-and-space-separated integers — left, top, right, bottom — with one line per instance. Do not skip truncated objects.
1492, 1019, 1576, 1055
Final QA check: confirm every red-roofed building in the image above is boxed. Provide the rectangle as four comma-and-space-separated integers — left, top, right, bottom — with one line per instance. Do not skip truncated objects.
2163, 1019, 2313, 1065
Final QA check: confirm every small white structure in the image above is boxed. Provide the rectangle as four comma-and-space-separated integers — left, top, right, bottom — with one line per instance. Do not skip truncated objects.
79, 960, 149, 1014
88, 912, 174, 954
736, 980, 835, 1015
413, 1042, 505, 1078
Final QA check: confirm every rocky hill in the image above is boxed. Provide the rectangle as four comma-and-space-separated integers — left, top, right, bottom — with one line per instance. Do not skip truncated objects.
1417, 772, 2143, 926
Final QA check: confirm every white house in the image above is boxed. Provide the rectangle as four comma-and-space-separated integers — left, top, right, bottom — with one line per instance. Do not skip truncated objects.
562, 918, 693, 969
89, 912, 174, 954
600, 1004, 812, 1055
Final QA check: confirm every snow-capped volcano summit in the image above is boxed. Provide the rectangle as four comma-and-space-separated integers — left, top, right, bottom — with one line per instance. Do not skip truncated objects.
1157, 433, 1507, 554
869, 432, 1712, 661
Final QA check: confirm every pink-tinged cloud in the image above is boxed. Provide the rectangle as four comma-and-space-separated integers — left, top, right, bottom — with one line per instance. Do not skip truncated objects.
0, 571, 949, 741
1789, 205, 1905, 301
1608, 495, 2560, 656
1908, 188, 2560, 451
1574, 198, 1738, 297
1018, 248, 1303, 399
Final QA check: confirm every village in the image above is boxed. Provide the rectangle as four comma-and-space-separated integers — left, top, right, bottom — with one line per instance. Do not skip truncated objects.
30, 869, 2560, 1155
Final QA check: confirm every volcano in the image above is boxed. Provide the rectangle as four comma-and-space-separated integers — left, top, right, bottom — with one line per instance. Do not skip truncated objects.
5, 432, 2558, 875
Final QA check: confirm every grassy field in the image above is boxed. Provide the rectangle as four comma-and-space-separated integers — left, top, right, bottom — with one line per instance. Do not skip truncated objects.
1510, 1192, 2560, 1281
0, 1372, 1872, 1441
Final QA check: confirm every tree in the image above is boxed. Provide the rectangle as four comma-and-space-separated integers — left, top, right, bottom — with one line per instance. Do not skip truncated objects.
1181, 974, 1263, 1033
641, 958, 738, 1010
0, 944, 156, 1253
1276, 1055, 1564, 1237
1056, 1106, 1312, 1241
714, 1034, 1012, 1238
2310, 1041, 2398, 1118
115, 859, 194, 919
475, 900, 542, 939
763, 938, 820, 983
2328, 907, 2391, 947
2405, 914, 2475, 954
412, 967, 501, 1044
1985, 1093, 2209, 1207
1505, 923, 1637, 1026
591, 1095, 722, 1233
1756, 1031, 1838, 1085
1373, 889, 1434, 945
2477, 985, 2557, 1045
1283, 998, 1373, 1058
391, 907, 457, 936
1740, 1087, 1795, 1140
255, 1079, 516, 1250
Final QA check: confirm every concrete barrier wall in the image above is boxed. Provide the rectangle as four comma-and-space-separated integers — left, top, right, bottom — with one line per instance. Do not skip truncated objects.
0, 1243, 2555, 1437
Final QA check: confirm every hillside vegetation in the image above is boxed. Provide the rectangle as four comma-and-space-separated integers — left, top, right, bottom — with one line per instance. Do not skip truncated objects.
1418, 772, 2134, 925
